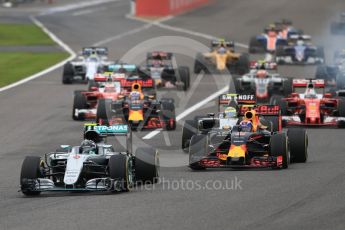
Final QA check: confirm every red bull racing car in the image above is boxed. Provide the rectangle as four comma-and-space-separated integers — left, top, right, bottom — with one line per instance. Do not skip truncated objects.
188, 100, 308, 170
97, 83, 176, 131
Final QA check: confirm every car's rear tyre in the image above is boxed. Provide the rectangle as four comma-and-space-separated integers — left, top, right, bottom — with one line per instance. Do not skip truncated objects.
179, 66, 190, 90
182, 120, 198, 152
270, 95, 288, 116
189, 134, 207, 170
135, 147, 159, 184
233, 53, 250, 75
108, 154, 132, 192
62, 62, 74, 84
20, 156, 42, 196
262, 116, 280, 132
336, 72, 345, 90
96, 99, 112, 124
194, 53, 206, 74
161, 100, 176, 130
283, 79, 293, 96
249, 36, 262, 53
72, 92, 88, 120
88, 80, 98, 91
288, 128, 308, 163
270, 133, 289, 169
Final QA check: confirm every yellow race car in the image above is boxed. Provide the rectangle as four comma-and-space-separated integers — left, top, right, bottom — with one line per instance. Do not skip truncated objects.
194, 39, 250, 75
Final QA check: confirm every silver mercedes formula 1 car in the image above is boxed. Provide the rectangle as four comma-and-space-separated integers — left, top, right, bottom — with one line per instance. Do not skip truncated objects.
20, 124, 159, 196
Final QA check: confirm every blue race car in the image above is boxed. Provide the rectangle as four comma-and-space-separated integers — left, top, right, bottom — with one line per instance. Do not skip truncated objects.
275, 37, 324, 65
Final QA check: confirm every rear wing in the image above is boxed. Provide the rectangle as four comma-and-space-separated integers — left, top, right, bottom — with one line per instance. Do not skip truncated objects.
119, 78, 155, 89
84, 124, 132, 153
84, 124, 129, 137
82, 47, 108, 56
108, 64, 137, 72
147, 51, 173, 60
219, 94, 256, 113
250, 61, 277, 70
293, 79, 325, 88
219, 94, 256, 105
239, 105, 281, 116
211, 40, 234, 48
94, 73, 126, 82
289, 34, 311, 41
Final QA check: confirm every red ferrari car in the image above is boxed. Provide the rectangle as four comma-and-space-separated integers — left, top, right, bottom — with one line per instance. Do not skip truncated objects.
72, 81, 122, 121
275, 79, 345, 127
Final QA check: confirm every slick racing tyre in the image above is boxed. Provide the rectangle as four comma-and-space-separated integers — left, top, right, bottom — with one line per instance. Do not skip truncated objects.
336, 73, 345, 90
62, 62, 74, 84
108, 154, 132, 192
20, 156, 43, 196
271, 95, 288, 116
72, 92, 88, 120
189, 134, 207, 170
283, 79, 293, 96
249, 36, 264, 53
178, 66, 190, 91
233, 53, 250, 75
194, 53, 207, 74
270, 133, 289, 169
337, 100, 345, 128
96, 99, 112, 124
161, 99, 176, 131
135, 148, 159, 184
287, 128, 308, 163
182, 120, 198, 152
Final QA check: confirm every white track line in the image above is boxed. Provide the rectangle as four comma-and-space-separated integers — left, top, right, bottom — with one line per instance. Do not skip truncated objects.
142, 85, 229, 139
92, 23, 153, 46
38, 0, 122, 16
155, 22, 249, 49
72, 7, 107, 16
127, 15, 249, 49
0, 16, 76, 93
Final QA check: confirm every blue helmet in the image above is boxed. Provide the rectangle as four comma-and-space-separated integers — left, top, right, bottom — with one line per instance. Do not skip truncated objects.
239, 120, 253, 132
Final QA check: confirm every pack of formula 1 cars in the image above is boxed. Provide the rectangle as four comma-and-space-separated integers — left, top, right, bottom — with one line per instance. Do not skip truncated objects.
21, 14, 345, 195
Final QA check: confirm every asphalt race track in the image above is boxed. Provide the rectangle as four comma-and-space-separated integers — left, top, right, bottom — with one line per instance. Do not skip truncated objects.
1, 0, 345, 229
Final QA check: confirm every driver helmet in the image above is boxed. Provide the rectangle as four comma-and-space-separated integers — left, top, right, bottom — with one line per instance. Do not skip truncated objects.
256, 70, 268, 78
218, 47, 227, 54
296, 40, 305, 46
305, 83, 317, 98
239, 120, 253, 132
104, 84, 116, 93
224, 107, 237, 118
80, 140, 97, 154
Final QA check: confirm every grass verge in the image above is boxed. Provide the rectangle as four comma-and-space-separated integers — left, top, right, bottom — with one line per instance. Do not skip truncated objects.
0, 52, 69, 87
0, 24, 56, 46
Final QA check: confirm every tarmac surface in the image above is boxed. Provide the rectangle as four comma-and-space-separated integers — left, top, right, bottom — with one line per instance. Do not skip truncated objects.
0, 0, 345, 230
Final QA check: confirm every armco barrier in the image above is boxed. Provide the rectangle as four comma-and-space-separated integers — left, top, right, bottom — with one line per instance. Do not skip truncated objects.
136, 0, 210, 17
